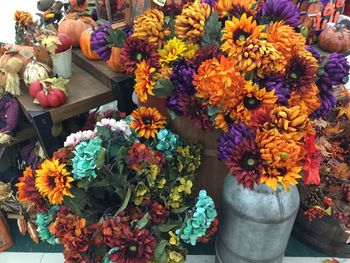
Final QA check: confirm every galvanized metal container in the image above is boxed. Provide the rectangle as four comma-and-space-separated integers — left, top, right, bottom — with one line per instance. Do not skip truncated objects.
216, 175, 300, 263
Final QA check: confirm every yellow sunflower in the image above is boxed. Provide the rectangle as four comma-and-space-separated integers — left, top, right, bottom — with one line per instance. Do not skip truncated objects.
130, 107, 166, 139
158, 37, 187, 65
215, 0, 257, 18
232, 82, 277, 126
221, 13, 265, 57
35, 159, 74, 205
260, 166, 302, 191
134, 61, 156, 103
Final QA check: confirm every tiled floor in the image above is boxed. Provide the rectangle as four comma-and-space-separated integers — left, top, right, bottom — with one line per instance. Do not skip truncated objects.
0, 253, 349, 263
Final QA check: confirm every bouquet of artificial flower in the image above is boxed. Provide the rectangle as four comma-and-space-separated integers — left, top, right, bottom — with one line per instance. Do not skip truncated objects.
88, 0, 350, 191
16, 107, 218, 263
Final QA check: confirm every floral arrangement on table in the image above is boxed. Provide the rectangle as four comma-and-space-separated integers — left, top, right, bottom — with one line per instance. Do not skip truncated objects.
302, 85, 350, 232
89, 0, 350, 191
16, 107, 218, 263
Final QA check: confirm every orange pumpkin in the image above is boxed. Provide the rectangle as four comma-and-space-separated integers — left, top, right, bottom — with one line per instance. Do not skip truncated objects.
319, 25, 350, 53
106, 47, 124, 72
58, 13, 98, 47
80, 29, 100, 60
69, 0, 89, 12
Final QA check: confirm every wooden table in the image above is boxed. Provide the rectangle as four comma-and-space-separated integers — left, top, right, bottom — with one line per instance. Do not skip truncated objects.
18, 63, 116, 156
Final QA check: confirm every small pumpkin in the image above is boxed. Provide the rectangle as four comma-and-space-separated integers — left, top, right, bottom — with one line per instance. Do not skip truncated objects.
58, 13, 98, 47
23, 60, 51, 86
319, 25, 350, 53
80, 29, 100, 60
106, 47, 124, 73
69, 0, 89, 12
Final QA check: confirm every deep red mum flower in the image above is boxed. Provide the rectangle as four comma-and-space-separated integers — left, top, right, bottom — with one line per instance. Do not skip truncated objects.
143, 199, 169, 225
128, 142, 164, 171
303, 133, 321, 185
63, 250, 91, 263
189, 45, 222, 69
53, 146, 74, 164
120, 36, 160, 74
108, 225, 157, 263
197, 217, 219, 243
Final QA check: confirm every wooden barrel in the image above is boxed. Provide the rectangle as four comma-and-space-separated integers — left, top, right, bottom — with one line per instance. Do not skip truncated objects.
0, 212, 13, 252
293, 205, 350, 258
169, 117, 228, 212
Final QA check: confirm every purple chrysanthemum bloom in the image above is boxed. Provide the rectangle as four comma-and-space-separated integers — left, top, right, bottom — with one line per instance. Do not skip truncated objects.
306, 46, 322, 64
217, 123, 252, 161
201, 0, 216, 7
257, 75, 291, 105
166, 94, 183, 116
123, 24, 134, 37
257, 0, 300, 28
310, 88, 336, 119
91, 8, 98, 21
170, 60, 196, 95
91, 24, 112, 61
321, 53, 350, 86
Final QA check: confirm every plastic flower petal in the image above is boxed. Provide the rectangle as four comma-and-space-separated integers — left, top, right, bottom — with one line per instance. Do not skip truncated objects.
158, 37, 187, 65
134, 61, 156, 103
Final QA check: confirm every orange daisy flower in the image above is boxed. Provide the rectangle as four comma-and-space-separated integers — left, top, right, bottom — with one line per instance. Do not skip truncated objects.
288, 84, 320, 115
194, 56, 245, 111
130, 107, 166, 139
232, 82, 277, 126
35, 159, 74, 205
221, 13, 265, 57
266, 21, 306, 63
134, 61, 156, 103
257, 128, 302, 169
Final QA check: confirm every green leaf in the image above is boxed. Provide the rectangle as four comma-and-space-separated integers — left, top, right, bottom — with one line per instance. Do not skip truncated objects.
157, 223, 177, 232
63, 188, 87, 217
97, 126, 110, 138
96, 148, 106, 169
115, 186, 131, 215
89, 179, 110, 188
153, 78, 173, 97
154, 240, 168, 263
106, 29, 127, 48
201, 11, 222, 47
207, 106, 219, 117
171, 206, 190, 214
136, 212, 151, 229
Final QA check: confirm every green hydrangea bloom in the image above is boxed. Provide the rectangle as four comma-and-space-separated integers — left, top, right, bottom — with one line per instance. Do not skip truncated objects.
156, 129, 181, 161
35, 206, 60, 245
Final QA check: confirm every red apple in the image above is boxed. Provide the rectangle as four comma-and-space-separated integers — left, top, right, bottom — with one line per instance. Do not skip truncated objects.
55, 33, 73, 53
29, 81, 43, 98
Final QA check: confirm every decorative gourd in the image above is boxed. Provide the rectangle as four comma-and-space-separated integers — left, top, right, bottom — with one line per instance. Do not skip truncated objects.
58, 13, 97, 47
23, 60, 51, 86
69, 0, 89, 12
106, 47, 124, 72
319, 25, 350, 53
80, 29, 100, 60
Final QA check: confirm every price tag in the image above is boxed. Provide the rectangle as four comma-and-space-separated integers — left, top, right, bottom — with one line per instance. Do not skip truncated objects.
153, 0, 166, 7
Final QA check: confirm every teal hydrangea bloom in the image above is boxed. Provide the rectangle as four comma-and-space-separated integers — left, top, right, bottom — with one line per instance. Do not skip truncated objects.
72, 137, 103, 180
177, 190, 217, 245
36, 206, 60, 245
156, 129, 181, 161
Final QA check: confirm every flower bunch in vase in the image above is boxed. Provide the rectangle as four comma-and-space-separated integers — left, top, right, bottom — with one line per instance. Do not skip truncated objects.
16, 107, 217, 263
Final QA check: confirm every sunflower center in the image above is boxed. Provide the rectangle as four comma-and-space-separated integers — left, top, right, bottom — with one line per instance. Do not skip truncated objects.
243, 95, 261, 110
277, 168, 287, 177
233, 29, 251, 42
48, 175, 56, 188
290, 68, 303, 80
241, 153, 257, 171
126, 243, 138, 257
142, 117, 152, 125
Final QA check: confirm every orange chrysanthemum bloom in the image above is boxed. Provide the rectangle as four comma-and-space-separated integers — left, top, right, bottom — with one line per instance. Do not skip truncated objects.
194, 56, 245, 111
235, 38, 286, 77
155, 65, 172, 80
16, 167, 35, 203
288, 84, 320, 115
214, 112, 232, 132
257, 128, 302, 169
260, 166, 302, 191
266, 106, 313, 142
35, 159, 74, 205
215, 0, 257, 18
232, 82, 277, 125
130, 107, 166, 139
266, 21, 306, 63
134, 61, 155, 103
221, 13, 265, 57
